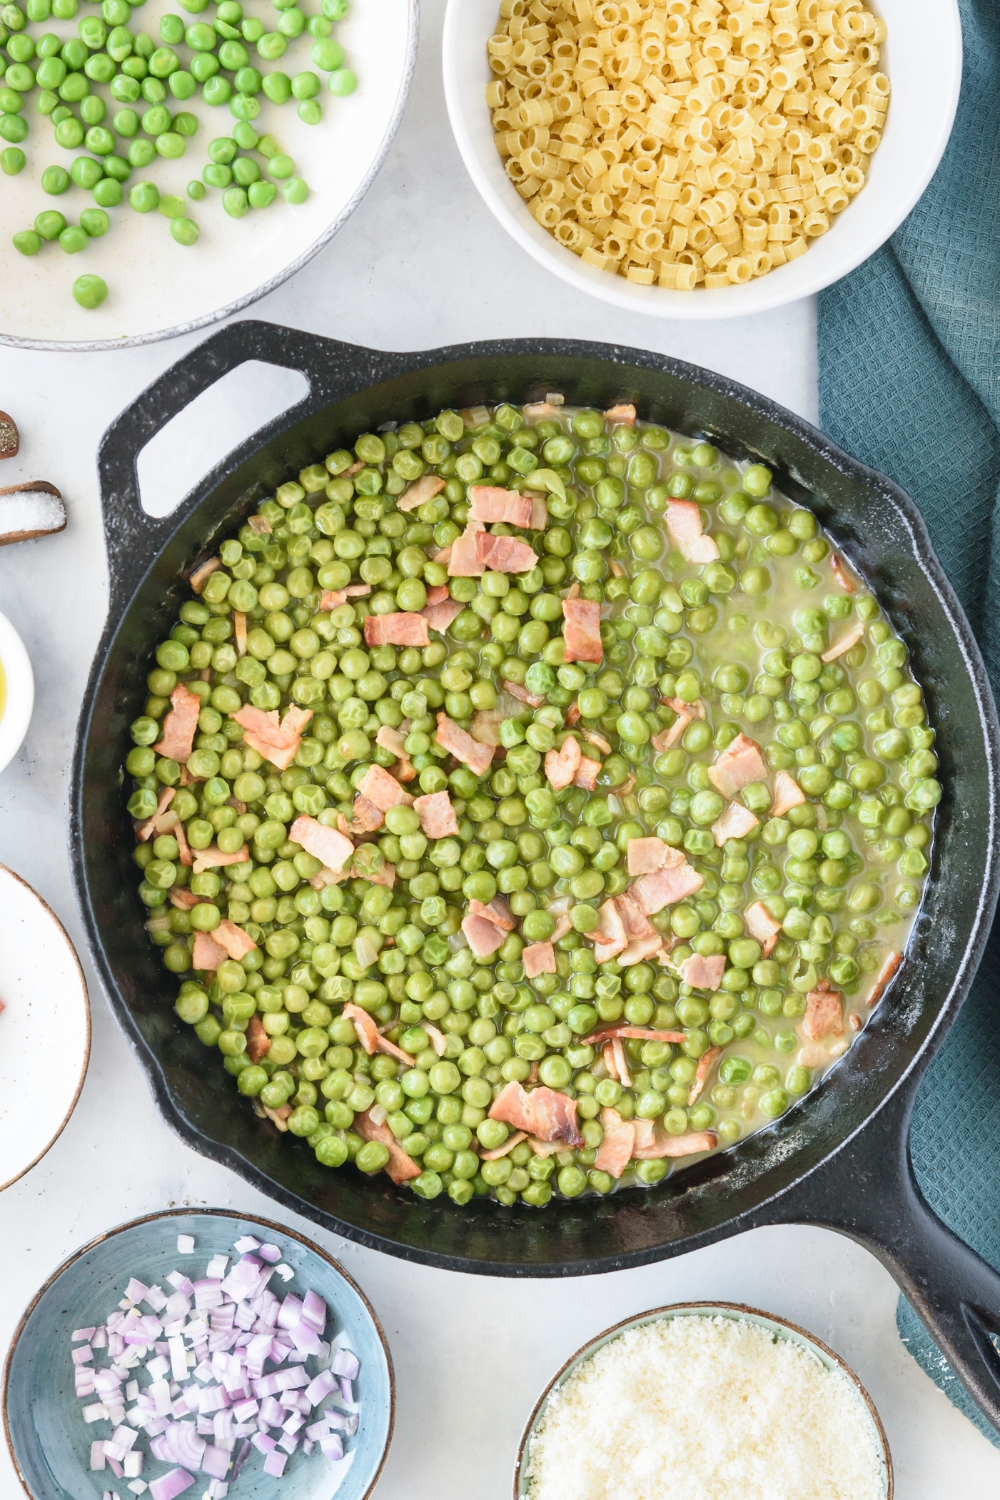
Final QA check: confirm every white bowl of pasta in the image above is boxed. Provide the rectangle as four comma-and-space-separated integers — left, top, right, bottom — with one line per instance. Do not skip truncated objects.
442, 0, 961, 319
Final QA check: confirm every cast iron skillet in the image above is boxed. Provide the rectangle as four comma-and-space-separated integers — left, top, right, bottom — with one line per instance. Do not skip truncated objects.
72, 320, 1000, 1430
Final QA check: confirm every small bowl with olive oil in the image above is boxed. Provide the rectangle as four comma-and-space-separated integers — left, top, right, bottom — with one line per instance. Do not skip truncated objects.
0, 609, 34, 777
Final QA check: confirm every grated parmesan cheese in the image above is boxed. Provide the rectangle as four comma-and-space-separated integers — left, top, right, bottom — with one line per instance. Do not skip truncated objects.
524, 1315, 884, 1500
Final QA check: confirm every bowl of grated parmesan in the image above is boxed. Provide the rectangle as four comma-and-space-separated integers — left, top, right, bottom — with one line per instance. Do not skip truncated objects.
515, 1302, 891, 1500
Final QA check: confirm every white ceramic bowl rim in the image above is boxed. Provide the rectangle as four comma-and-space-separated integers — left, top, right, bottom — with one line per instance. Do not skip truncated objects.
0, 610, 34, 779
514, 1301, 892, 1499
443, 0, 962, 320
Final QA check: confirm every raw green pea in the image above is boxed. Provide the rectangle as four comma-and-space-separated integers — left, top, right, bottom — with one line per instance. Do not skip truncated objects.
187, 177, 206, 199
102, 153, 131, 180
256, 31, 287, 60
248, 178, 277, 208
262, 70, 292, 102
128, 137, 156, 167
311, 37, 343, 70
72, 272, 108, 308
41, 164, 72, 194
58, 224, 89, 253
229, 92, 259, 120
1, 146, 26, 173
12, 227, 40, 253
156, 130, 186, 157
71, 151, 102, 186
328, 67, 357, 96
34, 208, 66, 238
129, 179, 159, 211
222, 184, 248, 216
298, 98, 322, 124
231, 120, 257, 148
203, 75, 232, 104
0, 112, 28, 142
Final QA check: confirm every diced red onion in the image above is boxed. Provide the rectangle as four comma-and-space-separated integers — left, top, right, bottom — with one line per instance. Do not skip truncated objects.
300, 1291, 327, 1334
250, 1433, 275, 1454
74, 1327, 97, 1342
263, 1451, 287, 1478
233, 1236, 260, 1254
319, 1432, 345, 1461
90, 1441, 106, 1470
201, 1445, 230, 1480
149, 1468, 195, 1500
339, 1378, 355, 1406
257, 1245, 281, 1264
331, 1349, 360, 1380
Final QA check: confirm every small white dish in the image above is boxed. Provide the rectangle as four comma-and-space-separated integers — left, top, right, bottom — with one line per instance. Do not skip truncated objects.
0, 610, 34, 777
443, 0, 961, 320
0, 866, 91, 1192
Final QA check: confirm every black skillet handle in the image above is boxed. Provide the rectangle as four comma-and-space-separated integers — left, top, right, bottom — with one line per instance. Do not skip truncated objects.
757, 1081, 1000, 1432
96, 319, 391, 622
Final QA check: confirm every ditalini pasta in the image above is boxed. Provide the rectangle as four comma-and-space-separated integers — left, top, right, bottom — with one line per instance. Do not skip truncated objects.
486, 0, 889, 290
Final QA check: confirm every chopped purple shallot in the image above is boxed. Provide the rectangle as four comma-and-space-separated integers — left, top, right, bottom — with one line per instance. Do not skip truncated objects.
70, 1231, 361, 1494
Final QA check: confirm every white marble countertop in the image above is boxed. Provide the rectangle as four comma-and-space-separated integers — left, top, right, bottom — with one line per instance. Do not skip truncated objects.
1, 2, 998, 1496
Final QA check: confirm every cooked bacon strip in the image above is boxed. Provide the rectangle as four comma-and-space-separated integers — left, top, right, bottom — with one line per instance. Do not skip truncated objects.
665, 499, 719, 563
193, 930, 227, 972
619, 933, 667, 966
435, 713, 494, 777
581, 728, 611, 754
154, 685, 202, 764
397, 473, 446, 512
488, 1080, 583, 1146
652, 711, 691, 753
503, 679, 544, 709
678, 953, 727, 991
344, 1003, 415, 1065
480, 1130, 527, 1161
582, 1024, 685, 1046
365, 612, 430, 648
233, 611, 247, 658
551, 913, 573, 943
320, 583, 372, 610
804, 982, 844, 1040
868, 950, 903, 1008
528, 493, 548, 529
309, 865, 352, 891
462, 903, 508, 958
574, 755, 599, 792
626, 836, 674, 876
446, 520, 485, 577
632, 1129, 717, 1160
545, 734, 582, 791
604, 403, 636, 425
602, 1042, 620, 1082
246, 1013, 271, 1063
213, 920, 257, 961
169, 886, 200, 909
357, 763, 413, 812
420, 1021, 447, 1057
413, 789, 459, 838
822, 621, 865, 662
586, 897, 628, 963
708, 732, 768, 798
744, 900, 781, 957
137, 786, 176, 842
468, 485, 534, 528
367, 863, 396, 890
830, 554, 856, 592
247, 514, 271, 536
375, 724, 409, 761
594, 1120, 635, 1179
688, 1046, 722, 1106
632, 859, 704, 914
344, 794, 385, 838
522, 940, 556, 978
288, 814, 354, 872
231, 703, 313, 772
711, 801, 760, 846
192, 844, 250, 875
189, 556, 222, 593
476, 529, 538, 575
263, 1103, 292, 1131
771, 769, 806, 817
561, 597, 603, 664
421, 594, 464, 634
355, 1108, 422, 1184
612, 1037, 631, 1086
616, 890, 657, 941
524, 400, 562, 419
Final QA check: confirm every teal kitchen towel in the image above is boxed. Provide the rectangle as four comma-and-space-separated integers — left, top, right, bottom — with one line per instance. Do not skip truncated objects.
818, 0, 1000, 1447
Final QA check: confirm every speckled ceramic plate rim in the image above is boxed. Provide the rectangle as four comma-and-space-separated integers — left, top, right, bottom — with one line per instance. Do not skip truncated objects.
1, 1206, 395, 1500
0, 863, 90, 1194
513, 1301, 892, 1500
0, 0, 419, 355
0, 611, 35, 777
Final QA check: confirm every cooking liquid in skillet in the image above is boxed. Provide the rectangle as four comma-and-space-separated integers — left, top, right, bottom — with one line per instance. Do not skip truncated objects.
127, 402, 938, 1205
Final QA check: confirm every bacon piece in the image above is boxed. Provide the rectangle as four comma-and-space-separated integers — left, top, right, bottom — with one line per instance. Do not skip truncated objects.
604, 403, 636, 426
551, 913, 573, 943
529, 493, 548, 529
652, 712, 691, 753
688, 1046, 721, 1105
707, 732, 768, 798
435, 713, 494, 777
480, 1130, 528, 1161
582, 728, 611, 754
771, 769, 806, 817
476, 530, 538, 575
413, 789, 459, 839
626, 836, 673, 876
233, 611, 247, 658
488, 1080, 583, 1146
355, 1109, 423, 1184
523, 941, 556, 978
154, 685, 202, 764
433, 545, 452, 567
367, 862, 397, 890
169, 886, 200, 910
678, 953, 727, 991
616, 890, 657, 941
525, 400, 562, 419
420, 1021, 447, 1056
397, 473, 446, 512
632, 1129, 717, 1160
503, 679, 544, 709
246, 1013, 271, 1064
421, 595, 464, 634
561, 597, 603, 664
565, 702, 581, 727
357, 763, 413, 812
574, 755, 599, 792
544, 734, 582, 790
602, 1041, 621, 1084
137, 786, 176, 842
868, 950, 903, 1008
288, 814, 354, 872
192, 844, 250, 875
822, 621, 865, 662
363, 612, 430, 648
231, 704, 313, 772
665, 498, 720, 563
619, 933, 667, 966
344, 794, 385, 838
263, 1103, 292, 1131
711, 801, 760, 846
213, 920, 257, 961
247, 513, 271, 536
461, 903, 508, 958
468, 485, 534, 527
587, 897, 627, 964
744, 900, 781, 957
189, 556, 222, 593
830, 554, 856, 592
633, 860, 704, 914
582, 1024, 685, 1046
804, 984, 844, 1040
309, 865, 352, 891
594, 1121, 635, 1179
448, 520, 486, 577
320, 583, 372, 611
375, 725, 409, 760
343, 1003, 415, 1065
193, 930, 227, 972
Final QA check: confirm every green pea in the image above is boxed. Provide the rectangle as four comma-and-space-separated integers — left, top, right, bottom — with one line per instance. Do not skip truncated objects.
72, 273, 108, 308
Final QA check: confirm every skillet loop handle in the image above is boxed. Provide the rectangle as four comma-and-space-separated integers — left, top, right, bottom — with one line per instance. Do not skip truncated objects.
96, 319, 364, 620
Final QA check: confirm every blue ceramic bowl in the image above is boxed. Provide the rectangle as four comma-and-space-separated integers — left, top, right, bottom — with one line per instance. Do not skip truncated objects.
2, 1209, 393, 1500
